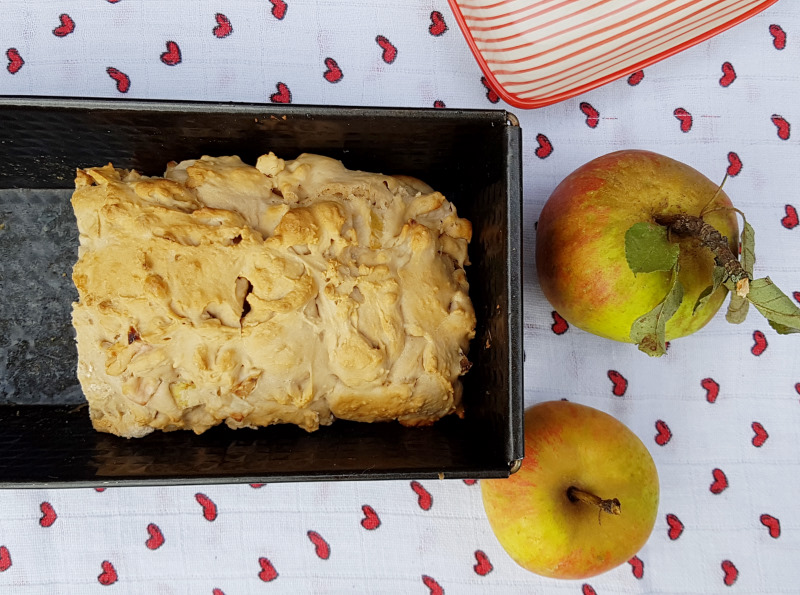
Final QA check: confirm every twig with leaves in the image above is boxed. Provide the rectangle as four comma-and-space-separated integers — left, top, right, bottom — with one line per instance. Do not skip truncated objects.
624, 186, 800, 356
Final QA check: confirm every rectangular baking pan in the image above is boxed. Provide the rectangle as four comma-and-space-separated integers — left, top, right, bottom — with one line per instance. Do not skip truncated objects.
0, 97, 523, 487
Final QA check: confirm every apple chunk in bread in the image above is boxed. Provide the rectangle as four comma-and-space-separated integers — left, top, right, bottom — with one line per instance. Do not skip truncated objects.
71, 153, 475, 437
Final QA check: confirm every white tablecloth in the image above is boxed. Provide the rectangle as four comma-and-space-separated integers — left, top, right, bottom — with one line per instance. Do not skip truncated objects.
1, 1, 798, 593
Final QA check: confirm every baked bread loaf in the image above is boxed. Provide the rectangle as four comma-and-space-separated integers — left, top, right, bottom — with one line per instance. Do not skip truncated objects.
71, 153, 476, 437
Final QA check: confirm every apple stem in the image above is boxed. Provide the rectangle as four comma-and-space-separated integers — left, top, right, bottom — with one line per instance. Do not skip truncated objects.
655, 214, 749, 295
567, 486, 621, 520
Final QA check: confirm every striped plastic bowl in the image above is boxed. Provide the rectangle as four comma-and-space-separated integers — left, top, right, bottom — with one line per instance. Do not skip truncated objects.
449, 0, 780, 109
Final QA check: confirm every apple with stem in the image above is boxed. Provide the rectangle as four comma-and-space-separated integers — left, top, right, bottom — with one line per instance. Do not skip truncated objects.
536, 150, 740, 354
536, 150, 800, 355
481, 401, 659, 579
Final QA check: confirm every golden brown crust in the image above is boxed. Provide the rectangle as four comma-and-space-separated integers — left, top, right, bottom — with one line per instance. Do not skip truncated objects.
71, 153, 475, 437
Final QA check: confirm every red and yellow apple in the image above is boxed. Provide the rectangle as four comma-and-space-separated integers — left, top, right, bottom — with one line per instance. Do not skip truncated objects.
481, 401, 659, 579
535, 149, 739, 343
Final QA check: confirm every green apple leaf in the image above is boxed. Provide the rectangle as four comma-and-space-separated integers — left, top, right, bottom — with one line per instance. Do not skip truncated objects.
624, 222, 680, 274
630, 268, 684, 357
693, 265, 726, 315
746, 277, 800, 334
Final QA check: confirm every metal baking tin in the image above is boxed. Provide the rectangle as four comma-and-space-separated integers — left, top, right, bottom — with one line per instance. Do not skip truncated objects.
0, 98, 522, 487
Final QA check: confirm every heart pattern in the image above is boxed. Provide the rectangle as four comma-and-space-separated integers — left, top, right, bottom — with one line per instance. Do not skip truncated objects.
752, 330, 768, 356
702, 377, 720, 403
0, 5, 797, 595
473, 550, 493, 576
770, 24, 787, 49
360, 505, 381, 530
410, 481, 433, 511
752, 422, 769, 447
307, 530, 331, 559
145, 523, 165, 550
258, 557, 278, 582
534, 134, 553, 158
39, 502, 57, 528
195, 493, 218, 521
674, 107, 693, 133
53, 14, 76, 37
376, 35, 397, 64
429, 11, 447, 37
106, 67, 130, 92
270, 0, 287, 20
480, 76, 499, 103
422, 575, 444, 595
666, 513, 685, 540
323, 57, 343, 83
628, 70, 645, 85
710, 468, 729, 494
772, 115, 791, 140
760, 514, 781, 538
270, 82, 291, 103
722, 560, 739, 586
782, 205, 799, 229
720, 62, 737, 87
579, 102, 600, 128
160, 41, 182, 66
98, 560, 118, 586
727, 152, 743, 176
654, 420, 672, 446
608, 370, 628, 397
628, 555, 644, 579
0, 547, 11, 572
213, 13, 233, 38
6, 48, 23, 74
550, 311, 569, 335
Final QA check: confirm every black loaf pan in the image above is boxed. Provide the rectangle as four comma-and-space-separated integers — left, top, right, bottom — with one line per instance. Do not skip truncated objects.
0, 97, 523, 487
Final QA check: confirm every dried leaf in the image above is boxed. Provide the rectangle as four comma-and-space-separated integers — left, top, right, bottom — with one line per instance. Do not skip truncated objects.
747, 277, 800, 334
694, 265, 726, 315
726, 293, 749, 324
720, 210, 754, 323
769, 320, 799, 335
624, 222, 680, 274
739, 218, 755, 277
630, 268, 684, 357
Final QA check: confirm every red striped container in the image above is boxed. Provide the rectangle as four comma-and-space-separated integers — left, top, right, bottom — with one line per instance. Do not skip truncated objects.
450, 0, 780, 108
